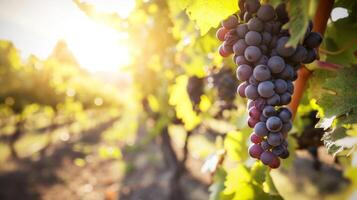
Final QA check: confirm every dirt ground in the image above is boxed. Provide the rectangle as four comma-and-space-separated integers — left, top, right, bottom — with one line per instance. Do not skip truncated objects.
0, 119, 209, 200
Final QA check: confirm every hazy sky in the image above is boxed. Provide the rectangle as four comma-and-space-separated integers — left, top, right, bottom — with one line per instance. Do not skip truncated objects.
0, 0, 135, 72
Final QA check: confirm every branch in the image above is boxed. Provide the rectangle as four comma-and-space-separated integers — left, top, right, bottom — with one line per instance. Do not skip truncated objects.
289, 0, 335, 119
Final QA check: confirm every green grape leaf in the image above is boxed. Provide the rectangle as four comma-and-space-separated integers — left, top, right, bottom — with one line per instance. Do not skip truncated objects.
185, 0, 238, 35
169, 75, 201, 130
324, 17, 357, 66
285, 0, 310, 47
224, 129, 249, 162
209, 167, 227, 200
308, 68, 357, 124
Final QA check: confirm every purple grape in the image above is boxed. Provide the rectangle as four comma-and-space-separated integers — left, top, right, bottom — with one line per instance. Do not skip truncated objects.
244, 0, 261, 13
260, 151, 275, 165
281, 121, 292, 134
257, 4, 275, 22
280, 92, 291, 105
249, 144, 264, 159
267, 132, 283, 146
216, 27, 229, 41
278, 64, 294, 80
247, 100, 254, 109
269, 156, 280, 168
245, 31, 262, 46
274, 79, 288, 94
236, 64, 253, 81
222, 41, 233, 53
303, 48, 317, 64
244, 46, 262, 62
268, 56, 285, 74
276, 36, 295, 57
262, 32, 272, 45
245, 84, 259, 100
248, 117, 259, 128
279, 149, 289, 159
287, 81, 294, 94
235, 55, 249, 65
248, 75, 259, 86
278, 107, 292, 122
260, 115, 267, 122
237, 82, 248, 97
304, 32, 323, 49
253, 65, 271, 81
255, 55, 268, 65
262, 105, 276, 117
267, 94, 280, 106
272, 145, 286, 156
244, 12, 252, 22
249, 106, 261, 119
222, 15, 238, 29
253, 98, 266, 111
254, 122, 269, 137
233, 39, 247, 56
236, 24, 249, 38
290, 45, 308, 63
275, 3, 289, 24
250, 133, 263, 144
266, 116, 282, 132
247, 17, 264, 32
257, 81, 275, 98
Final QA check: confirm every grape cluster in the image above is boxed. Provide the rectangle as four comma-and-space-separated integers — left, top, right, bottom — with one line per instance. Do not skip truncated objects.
208, 66, 238, 116
216, 0, 322, 168
187, 76, 205, 112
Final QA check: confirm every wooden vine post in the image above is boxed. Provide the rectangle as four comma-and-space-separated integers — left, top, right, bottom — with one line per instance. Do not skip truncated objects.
289, 0, 335, 119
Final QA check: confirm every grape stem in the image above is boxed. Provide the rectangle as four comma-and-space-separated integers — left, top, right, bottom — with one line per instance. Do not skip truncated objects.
288, 0, 335, 119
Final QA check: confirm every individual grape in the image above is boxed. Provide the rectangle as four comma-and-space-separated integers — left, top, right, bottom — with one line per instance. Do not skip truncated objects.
281, 121, 292, 134
216, 27, 229, 41
268, 56, 285, 73
287, 81, 294, 94
278, 64, 294, 80
262, 105, 276, 117
222, 41, 233, 53
249, 75, 259, 86
255, 55, 268, 65
244, 46, 262, 62
260, 151, 275, 165
279, 149, 289, 159
262, 32, 272, 45
266, 94, 280, 106
253, 65, 271, 81
236, 64, 253, 81
224, 29, 239, 45
237, 82, 248, 97
251, 133, 263, 144
280, 92, 291, 105
245, 31, 262, 46
233, 39, 247, 56
253, 98, 266, 111
257, 4, 275, 22
222, 15, 238, 29
272, 145, 286, 156
276, 36, 296, 57
248, 117, 259, 128
274, 79, 288, 94
254, 122, 269, 137
267, 132, 283, 146
257, 81, 275, 98
244, 0, 261, 13
249, 106, 261, 119
245, 84, 259, 100
261, 141, 271, 151
269, 156, 281, 168
275, 3, 289, 24
247, 17, 264, 32
304, 32, 323, 49
278, 107, 292, 123
236, 24, 249, 38
219, 45, 230, 57
266, 116, 282, 132
249, 144, 264, 159
244, 12, 252, 22
290, 45, 308, 63
303, 48, 317, 64
235, 55, 249, 65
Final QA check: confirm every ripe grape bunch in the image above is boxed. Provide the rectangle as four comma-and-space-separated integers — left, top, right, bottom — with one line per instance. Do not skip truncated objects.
216, 0, 322, 168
